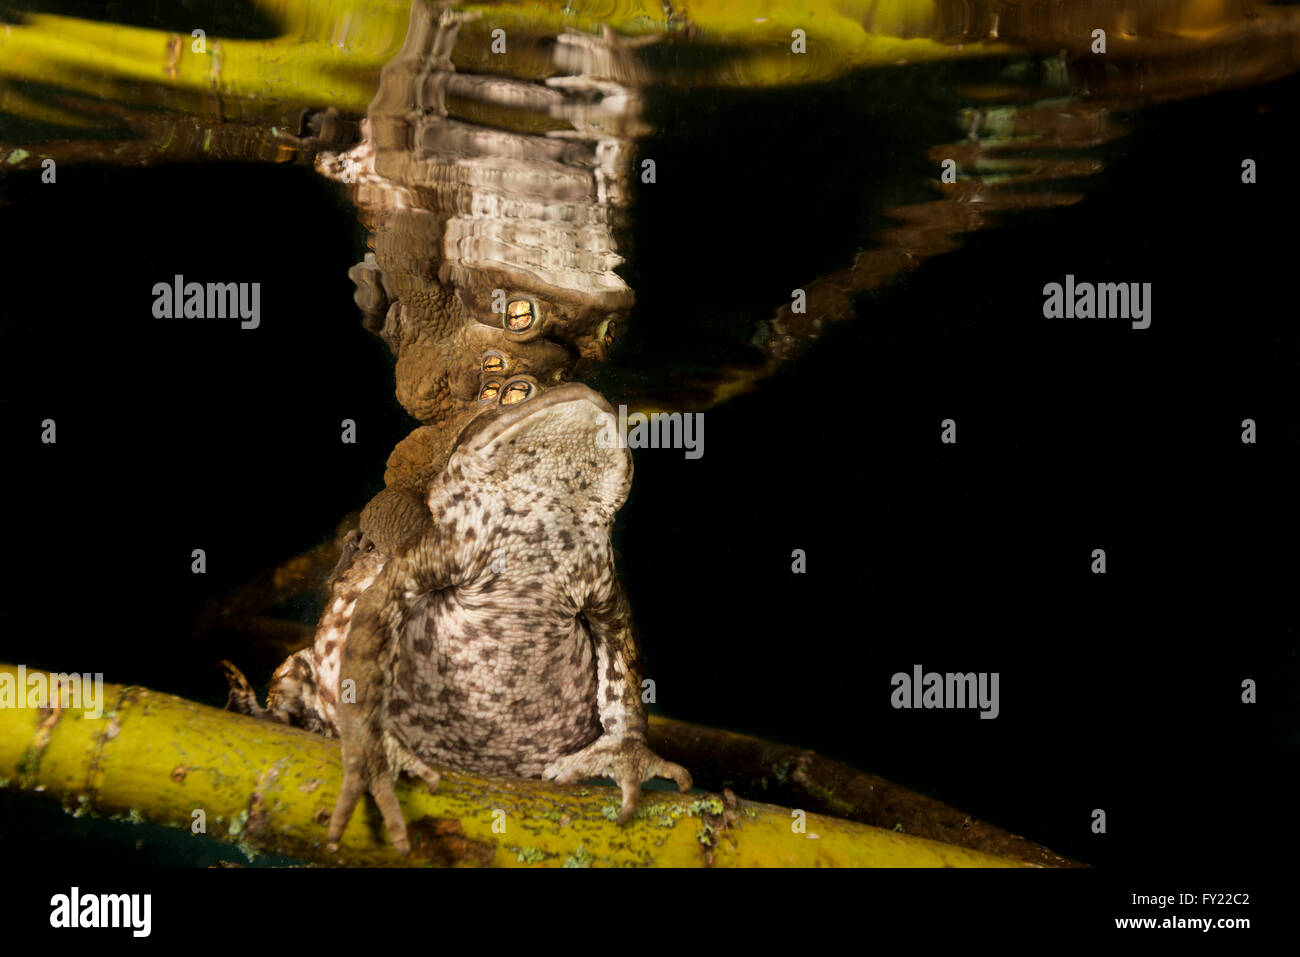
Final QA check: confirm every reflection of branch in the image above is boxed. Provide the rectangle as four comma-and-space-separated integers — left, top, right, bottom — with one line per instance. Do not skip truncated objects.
755, 98, 1122, 364
0, 1, 409, 120
0, 108, 311, 171
191, 514, 360, 659
0, 0, 1004, 167
0, 665, 1041, 867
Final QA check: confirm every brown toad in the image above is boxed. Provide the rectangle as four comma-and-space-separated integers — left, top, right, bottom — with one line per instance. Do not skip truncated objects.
228, 381, 689, 854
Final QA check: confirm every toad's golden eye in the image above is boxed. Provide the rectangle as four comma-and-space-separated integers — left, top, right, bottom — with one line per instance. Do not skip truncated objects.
479, 380, 501, 401
482, 353, 505, 374
598, 316, 617, 349
505, 298, 536, 332
500, 379, 533, 405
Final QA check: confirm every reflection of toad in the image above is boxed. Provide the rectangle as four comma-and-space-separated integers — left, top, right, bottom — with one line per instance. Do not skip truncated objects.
227, 383, 690, 854
326, 5, 646, 551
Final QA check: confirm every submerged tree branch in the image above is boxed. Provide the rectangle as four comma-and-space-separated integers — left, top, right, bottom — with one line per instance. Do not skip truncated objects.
647, 717, 1083, 867
0, 665, 1044, 867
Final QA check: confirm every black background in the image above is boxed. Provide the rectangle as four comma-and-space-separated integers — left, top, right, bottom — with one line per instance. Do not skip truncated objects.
0, 56, 1295, 884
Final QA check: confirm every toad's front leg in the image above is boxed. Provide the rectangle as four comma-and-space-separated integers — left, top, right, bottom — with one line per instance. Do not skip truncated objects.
544, 732, 691, 825
326, 577, 411, 854
327, 537, 448, 855
543, 572, 691, 824
327, 580, 445, 855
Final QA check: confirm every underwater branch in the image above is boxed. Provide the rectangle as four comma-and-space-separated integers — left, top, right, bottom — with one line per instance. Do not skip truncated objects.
0, 664, 1053, 867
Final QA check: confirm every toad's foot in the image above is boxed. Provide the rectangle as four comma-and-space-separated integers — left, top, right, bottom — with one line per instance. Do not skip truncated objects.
327, 743, 441, 856
329, 760, 406, 855
543, 734, 691, 825
220, 660, 269, 719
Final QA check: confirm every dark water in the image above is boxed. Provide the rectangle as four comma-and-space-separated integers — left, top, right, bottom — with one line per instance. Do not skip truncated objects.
0, 4, 1296, 874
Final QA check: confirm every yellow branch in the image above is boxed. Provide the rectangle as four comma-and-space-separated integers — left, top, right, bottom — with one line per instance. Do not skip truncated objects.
0, 665, 1030, 867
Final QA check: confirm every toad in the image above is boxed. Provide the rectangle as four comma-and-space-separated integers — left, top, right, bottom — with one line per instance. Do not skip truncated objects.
226, 381, 689, 854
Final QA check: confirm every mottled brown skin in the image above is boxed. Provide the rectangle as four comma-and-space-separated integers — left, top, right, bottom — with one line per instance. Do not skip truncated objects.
359, 421, 469, 556
327, 383, 690, 854
359, 487, 432, 558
